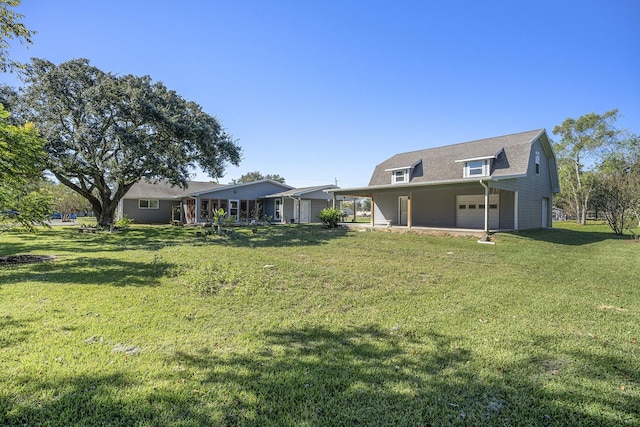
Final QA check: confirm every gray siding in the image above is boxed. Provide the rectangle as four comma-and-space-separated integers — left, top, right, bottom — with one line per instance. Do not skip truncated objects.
123, 199, 177, 224
513, 139, 554, 229
310, 199, 332, 222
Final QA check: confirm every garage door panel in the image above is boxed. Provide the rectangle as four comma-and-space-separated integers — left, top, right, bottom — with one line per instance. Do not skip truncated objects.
456, 195, 499, 229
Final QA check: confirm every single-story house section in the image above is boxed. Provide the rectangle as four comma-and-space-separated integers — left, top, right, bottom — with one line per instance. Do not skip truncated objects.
118, 179, 294, 224
265, 185, 338, 223
189, 179, 293, 224
326, 129, 560, 232
117, 180, 224, 224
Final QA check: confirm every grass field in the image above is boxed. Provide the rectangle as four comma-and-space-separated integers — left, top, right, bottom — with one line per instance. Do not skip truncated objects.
1, 222, 638, 426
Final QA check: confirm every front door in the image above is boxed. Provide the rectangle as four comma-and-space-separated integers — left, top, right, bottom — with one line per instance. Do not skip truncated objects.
300, 200, 311, 223
398, 196, 408, 226
542, 197, 549, 228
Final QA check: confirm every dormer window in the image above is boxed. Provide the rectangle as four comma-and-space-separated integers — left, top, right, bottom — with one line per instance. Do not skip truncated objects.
393, 169, 409, 184
456, 149, 502, 179
385, 162, 419, 185
464, 160, 489, 177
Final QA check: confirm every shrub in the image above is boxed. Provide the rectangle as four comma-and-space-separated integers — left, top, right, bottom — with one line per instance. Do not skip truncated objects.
115, 215, 134, 229
318, 208, 343, 228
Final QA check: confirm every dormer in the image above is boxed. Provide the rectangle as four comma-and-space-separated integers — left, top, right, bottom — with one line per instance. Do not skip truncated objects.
455, 148, 503, 178
385, 160, 422, 184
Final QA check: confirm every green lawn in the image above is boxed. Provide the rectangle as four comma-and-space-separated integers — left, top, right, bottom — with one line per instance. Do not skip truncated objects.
1, 222, 638, 426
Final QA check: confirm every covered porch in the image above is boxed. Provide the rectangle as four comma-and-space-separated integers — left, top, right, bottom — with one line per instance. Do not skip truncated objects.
327, 180, 519, 234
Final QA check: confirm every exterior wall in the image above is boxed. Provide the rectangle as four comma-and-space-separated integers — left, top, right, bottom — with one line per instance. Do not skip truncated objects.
122, 198, 177, 224
372, 184, 518, 230
497, 189, 515, 230
278, 198, 330, 223
513, 139, 554, 229
310, 199, 331, 222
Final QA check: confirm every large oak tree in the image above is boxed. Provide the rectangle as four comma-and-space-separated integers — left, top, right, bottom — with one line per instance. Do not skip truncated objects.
19, 58, 242, 226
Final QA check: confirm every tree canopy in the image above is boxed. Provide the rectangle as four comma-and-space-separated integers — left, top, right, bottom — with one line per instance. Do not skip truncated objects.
0, 0, 34, 73
232, 171, 286, 184
552, 109, 621, 225
18, 58, 242, 226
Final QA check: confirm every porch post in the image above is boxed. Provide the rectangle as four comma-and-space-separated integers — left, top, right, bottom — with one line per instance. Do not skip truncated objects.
370, 196, 375, 226
332, 194, 336, 209
514, 191, 519, 231
408, 192, 413, 229
483, 182, 490, 234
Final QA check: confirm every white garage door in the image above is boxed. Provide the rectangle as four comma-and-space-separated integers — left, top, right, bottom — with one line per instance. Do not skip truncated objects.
456, 195, 499, 229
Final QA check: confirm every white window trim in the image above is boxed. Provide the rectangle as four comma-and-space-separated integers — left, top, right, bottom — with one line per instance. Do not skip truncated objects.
392, 169, 409, 184
463, 159, 490, 178
138, 199, 159, 209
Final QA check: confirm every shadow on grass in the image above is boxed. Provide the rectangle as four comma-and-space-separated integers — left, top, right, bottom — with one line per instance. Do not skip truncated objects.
0, 224, 349, 256
0, 315, 36, 349
0, 372, 216, 426
507, 227, 629, 246
1, 325, 636, 426
166, 325, 636, 426
0, 256, 171, 287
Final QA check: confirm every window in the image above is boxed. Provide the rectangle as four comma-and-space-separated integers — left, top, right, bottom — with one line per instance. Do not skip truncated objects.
464, 160, 489, 177
535, 151, 540, 174
393, 169, 409, 184
139, 199, 159, 209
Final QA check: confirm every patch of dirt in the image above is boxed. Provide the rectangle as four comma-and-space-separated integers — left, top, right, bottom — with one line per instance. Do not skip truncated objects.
0, 254, 55, 265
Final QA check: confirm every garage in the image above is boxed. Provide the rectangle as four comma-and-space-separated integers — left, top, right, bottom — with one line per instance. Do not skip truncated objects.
456, 195, 499, 229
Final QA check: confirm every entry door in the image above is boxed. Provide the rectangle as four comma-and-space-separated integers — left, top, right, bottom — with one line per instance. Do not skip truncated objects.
398, 196, 408, 226
300, 200, 311, 223
542, 197, 548, 228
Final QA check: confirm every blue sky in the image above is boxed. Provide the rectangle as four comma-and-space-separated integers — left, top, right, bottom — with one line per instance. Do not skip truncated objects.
3, 0, 638, 188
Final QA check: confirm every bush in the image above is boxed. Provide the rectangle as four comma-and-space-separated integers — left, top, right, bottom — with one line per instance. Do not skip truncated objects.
115, 215, 134, 229
318, 208, 343, 228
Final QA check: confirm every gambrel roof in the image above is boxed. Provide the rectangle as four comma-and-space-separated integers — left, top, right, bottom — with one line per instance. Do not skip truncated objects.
369, 129, 553, 186
328, 129, 560, 198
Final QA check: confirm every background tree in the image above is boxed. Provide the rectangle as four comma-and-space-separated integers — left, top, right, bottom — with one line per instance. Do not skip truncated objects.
18, 58, 241, 227
232, 171, 286, 184
0, 0, 34, 73
591, 134, 640, 235
552, 109, 621, 225
0, 104, 51, 232
45, 181, 90, 221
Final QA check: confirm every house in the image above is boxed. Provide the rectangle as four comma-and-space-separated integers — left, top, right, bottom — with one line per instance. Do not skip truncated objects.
264, 185, 338, 223
118, 179, 294, 224
118, 179, 339, 225
326, 129, 560, 232
117, 180, 225, 224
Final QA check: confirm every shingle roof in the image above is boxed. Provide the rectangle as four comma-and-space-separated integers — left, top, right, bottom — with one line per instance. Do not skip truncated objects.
369, 129, 547, 186
124, 179, 226, 199
265, 184, 337, 198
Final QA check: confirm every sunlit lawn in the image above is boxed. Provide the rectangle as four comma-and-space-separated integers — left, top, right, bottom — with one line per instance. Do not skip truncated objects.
0, 222, 638, 426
